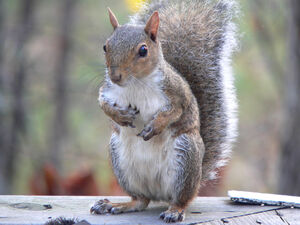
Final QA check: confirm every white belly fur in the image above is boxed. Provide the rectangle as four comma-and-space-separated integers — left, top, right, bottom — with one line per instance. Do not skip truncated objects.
118, 129, 176, 200
102, 70, 177, 200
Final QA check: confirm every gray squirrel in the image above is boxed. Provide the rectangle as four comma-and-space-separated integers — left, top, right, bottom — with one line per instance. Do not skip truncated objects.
90, 0, 238, 223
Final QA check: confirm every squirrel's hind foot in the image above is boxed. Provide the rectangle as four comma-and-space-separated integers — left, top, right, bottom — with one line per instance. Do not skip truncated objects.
159, 206, 185, 223
90, 198, 149, 215
90, 199, 113, 214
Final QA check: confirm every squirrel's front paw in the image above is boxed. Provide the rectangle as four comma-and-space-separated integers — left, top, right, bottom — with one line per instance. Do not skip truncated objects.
137, 121, 161, 141
112, 103, 139, 128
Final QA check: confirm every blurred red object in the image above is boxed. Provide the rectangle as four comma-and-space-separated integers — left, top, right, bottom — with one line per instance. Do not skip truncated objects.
30, 163, 100, 195
198, 166, 226, 196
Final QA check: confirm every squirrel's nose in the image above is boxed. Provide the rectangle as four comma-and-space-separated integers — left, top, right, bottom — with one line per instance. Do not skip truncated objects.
111, 74, 122, 83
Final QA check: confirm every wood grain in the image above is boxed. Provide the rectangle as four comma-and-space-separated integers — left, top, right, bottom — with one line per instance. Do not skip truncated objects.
0, 196, 298, 225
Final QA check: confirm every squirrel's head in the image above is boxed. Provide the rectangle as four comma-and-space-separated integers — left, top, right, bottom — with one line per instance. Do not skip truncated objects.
103, 8, 161, 86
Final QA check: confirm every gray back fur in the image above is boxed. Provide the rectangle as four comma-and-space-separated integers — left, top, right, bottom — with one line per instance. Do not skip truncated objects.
130, 0, 239, 181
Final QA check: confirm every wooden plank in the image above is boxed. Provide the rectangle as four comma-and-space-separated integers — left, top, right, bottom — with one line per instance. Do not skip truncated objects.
0, 196, 297, 225
228, 190, 300, 207
198, 209, 291, 225
275, 208, 300, 225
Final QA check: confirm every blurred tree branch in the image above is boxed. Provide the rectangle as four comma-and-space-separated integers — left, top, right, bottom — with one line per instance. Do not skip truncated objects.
48, 0, 78, 170
250, 0, 285, 87
279, 0, 300, 195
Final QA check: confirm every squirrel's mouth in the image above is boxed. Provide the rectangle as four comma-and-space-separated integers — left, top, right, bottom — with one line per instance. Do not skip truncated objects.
110, 78, 127, 87
114, 75, 135, 87
115, 82, 125, 87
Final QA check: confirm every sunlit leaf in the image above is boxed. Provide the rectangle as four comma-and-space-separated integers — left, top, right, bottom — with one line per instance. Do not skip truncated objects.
125, 0, 148, 12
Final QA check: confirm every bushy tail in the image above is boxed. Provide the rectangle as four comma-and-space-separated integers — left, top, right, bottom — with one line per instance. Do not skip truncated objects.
132, 0, 239, 181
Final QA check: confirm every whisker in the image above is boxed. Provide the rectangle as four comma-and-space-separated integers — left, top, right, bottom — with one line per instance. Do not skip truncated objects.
132, 75, 154, 90
124, 68, 154, 90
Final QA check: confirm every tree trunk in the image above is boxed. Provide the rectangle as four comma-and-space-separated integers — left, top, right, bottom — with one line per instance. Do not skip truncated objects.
0, 0, 36, 194
0, 0, 8, 194
49, 0, 77, 170
279, 0, 300, 195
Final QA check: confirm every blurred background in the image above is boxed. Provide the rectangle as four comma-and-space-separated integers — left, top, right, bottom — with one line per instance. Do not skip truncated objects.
0, 0, 299, 196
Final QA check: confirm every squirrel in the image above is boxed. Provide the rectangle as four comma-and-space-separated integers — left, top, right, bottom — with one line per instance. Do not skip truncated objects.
90, 0, 238, 223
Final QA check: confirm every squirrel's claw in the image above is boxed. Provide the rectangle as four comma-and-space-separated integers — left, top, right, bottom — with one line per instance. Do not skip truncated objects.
159, 209, 185, 223
121, 121, 135, 128
90, 199, 127, 215
110, 103, 139, 128
137, 124, 155, 141
90, 199, 113, 214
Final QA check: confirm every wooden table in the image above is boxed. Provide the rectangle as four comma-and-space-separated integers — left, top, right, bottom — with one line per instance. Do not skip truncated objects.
0, 196, 299, 224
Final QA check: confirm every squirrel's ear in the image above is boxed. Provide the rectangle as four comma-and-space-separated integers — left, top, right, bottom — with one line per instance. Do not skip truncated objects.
145, 11, 159, 42
108, 7, 119, 30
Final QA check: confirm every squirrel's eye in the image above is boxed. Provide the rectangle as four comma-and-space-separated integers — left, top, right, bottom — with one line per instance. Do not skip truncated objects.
138, 45, 148, 57
103, 45, 107, 52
